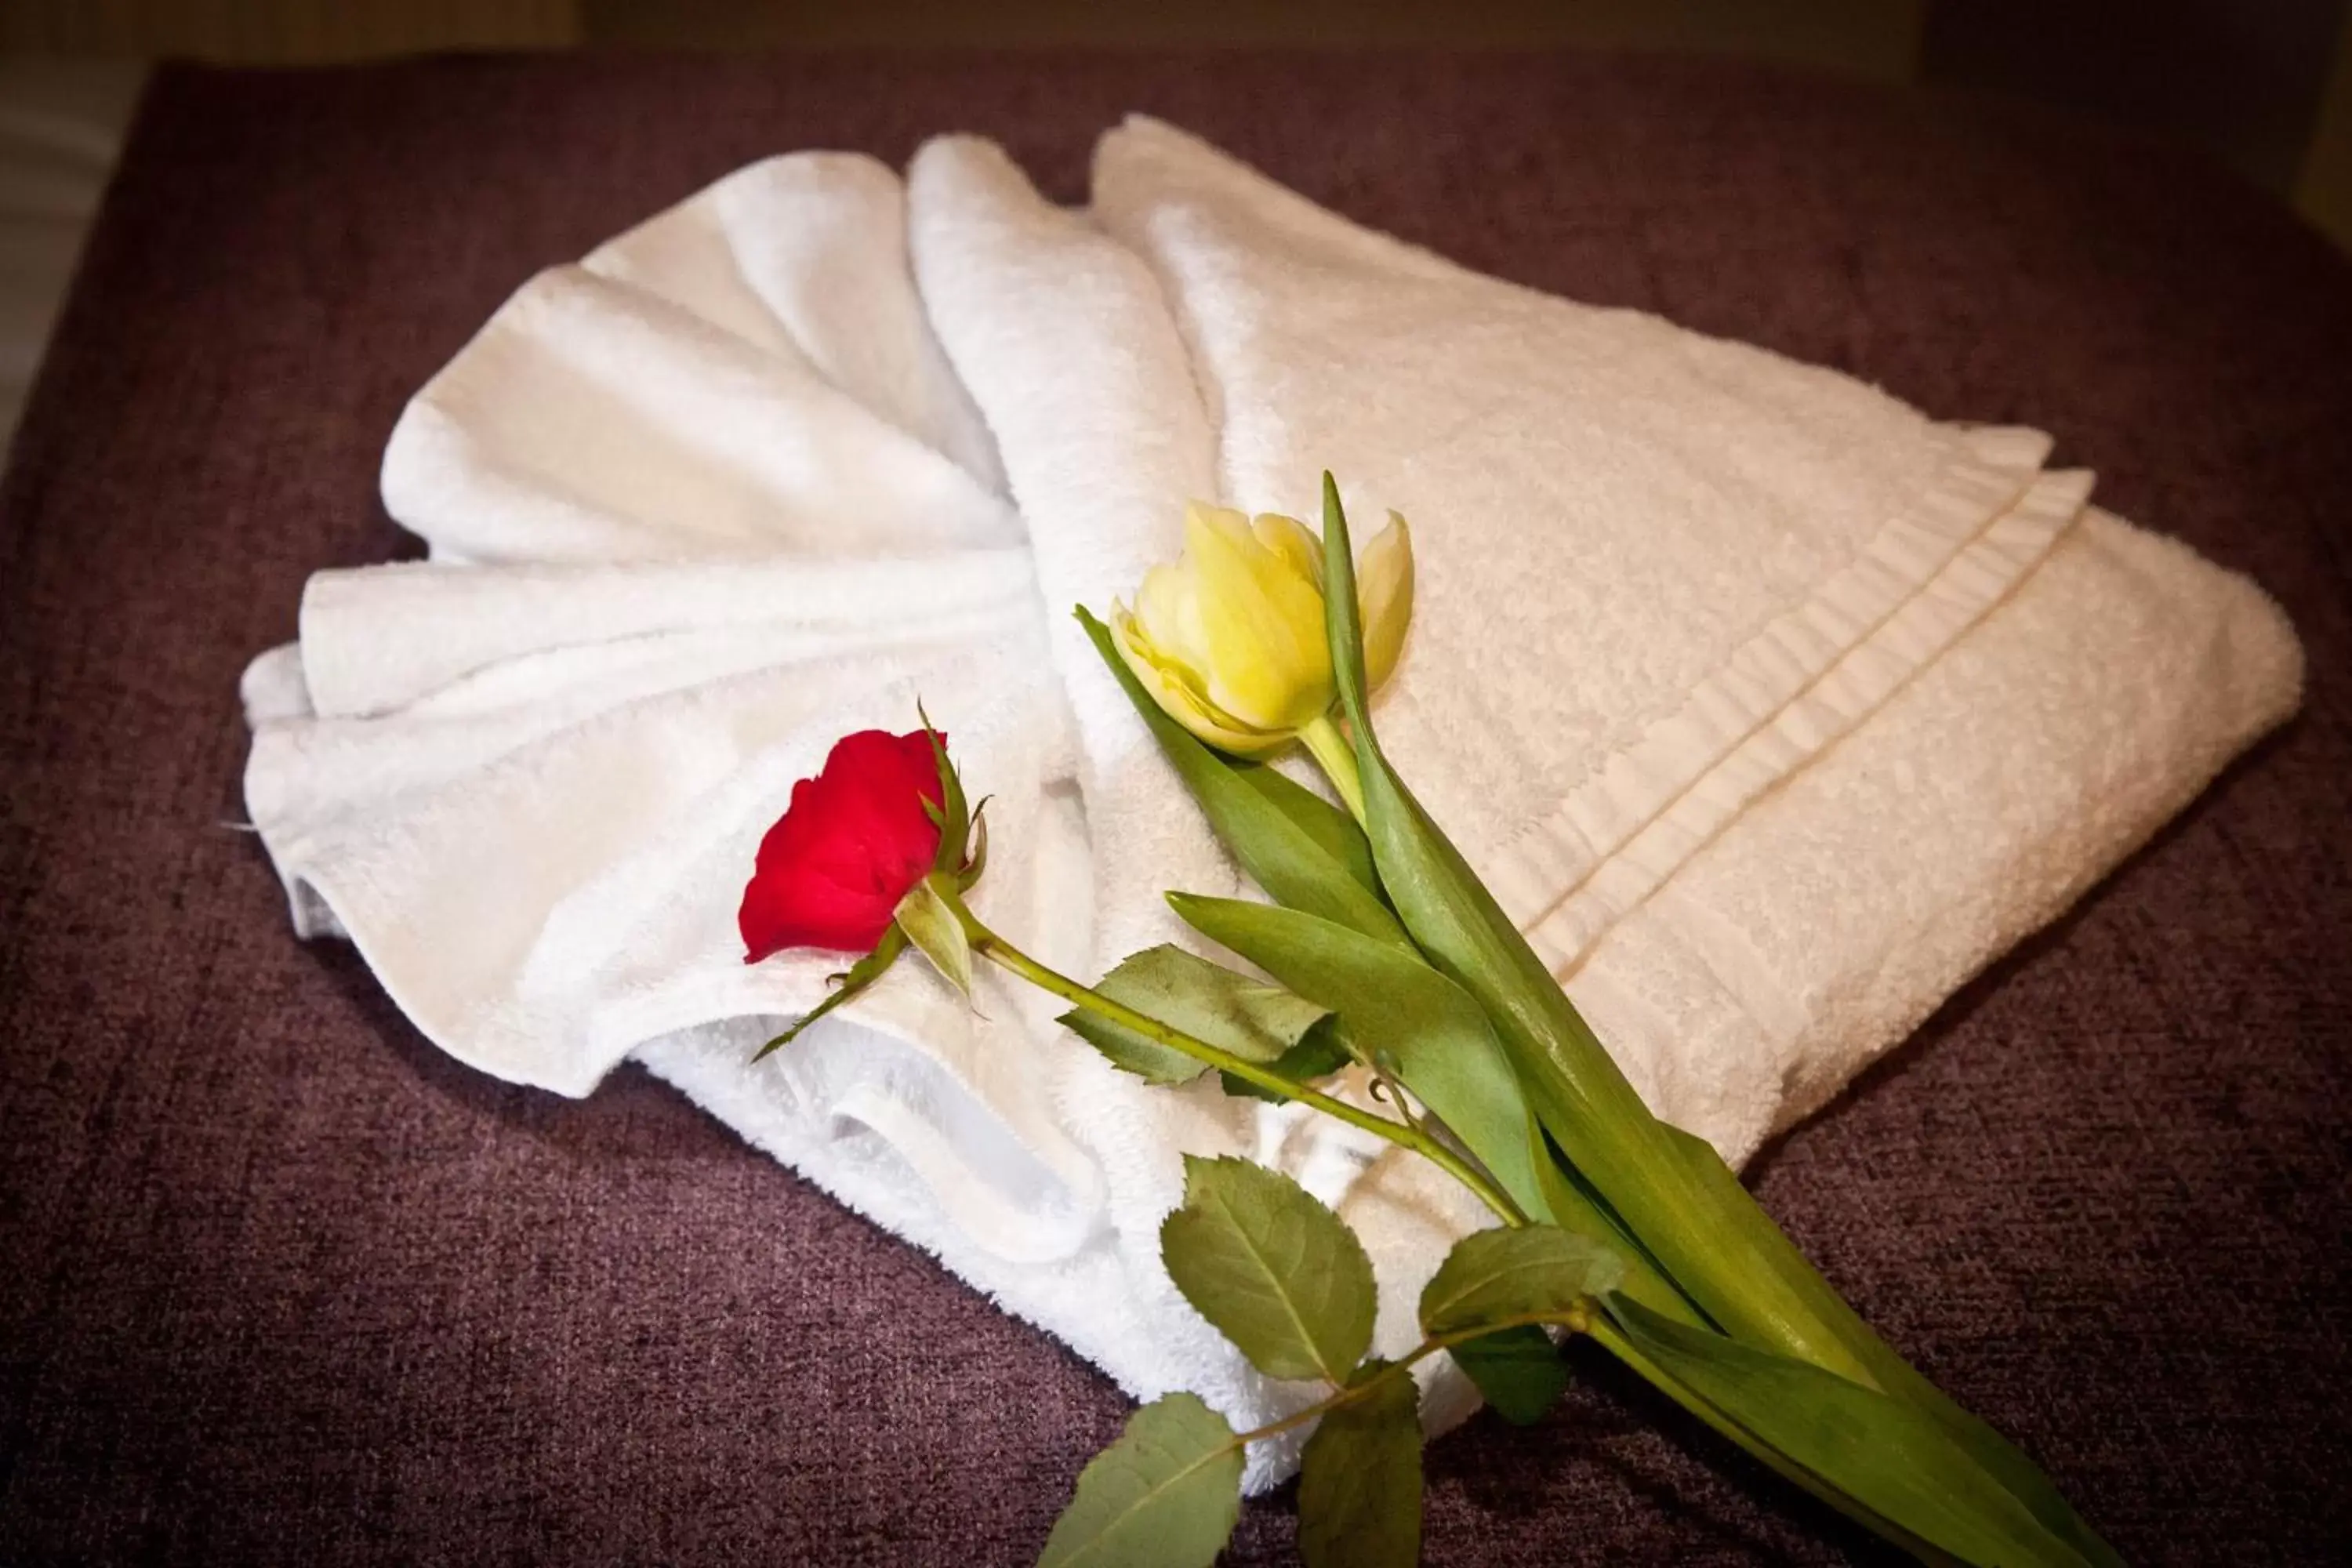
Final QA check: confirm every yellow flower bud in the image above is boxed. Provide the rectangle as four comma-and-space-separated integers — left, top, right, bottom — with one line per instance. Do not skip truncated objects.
1111, 501, 1415, 756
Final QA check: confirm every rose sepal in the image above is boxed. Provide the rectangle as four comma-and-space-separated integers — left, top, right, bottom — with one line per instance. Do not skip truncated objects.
750, 927, 909, 1062
892, 872, 975, 999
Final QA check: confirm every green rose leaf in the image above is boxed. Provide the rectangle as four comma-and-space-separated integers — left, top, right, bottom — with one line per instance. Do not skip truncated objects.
1059, 945, 1330, 1087
1419, 1225, 1622, 1337
1449, 1325, 1571, 1426
1298, 1362, 1423, 1568
1036, 1392, 1243, 1568
1218, 1017, 1356, 1103
1160, 1155, 1377, 1384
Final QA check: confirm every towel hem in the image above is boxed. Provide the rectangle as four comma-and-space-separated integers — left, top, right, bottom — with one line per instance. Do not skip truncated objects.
1483, 428, 2073, 967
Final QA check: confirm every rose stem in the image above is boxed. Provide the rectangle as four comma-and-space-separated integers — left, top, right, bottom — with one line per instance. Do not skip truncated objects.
942, 899, 1526, 1229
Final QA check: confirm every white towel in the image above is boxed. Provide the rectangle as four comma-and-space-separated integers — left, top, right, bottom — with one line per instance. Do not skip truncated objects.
240, 128, 2302, 1488
243, 150, 1486, 1486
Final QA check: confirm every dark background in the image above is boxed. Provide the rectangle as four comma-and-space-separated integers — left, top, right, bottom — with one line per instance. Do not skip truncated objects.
2, 1, 2350, 247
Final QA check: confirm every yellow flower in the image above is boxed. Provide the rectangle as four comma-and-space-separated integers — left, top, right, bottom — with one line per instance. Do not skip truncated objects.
1111, 501, 1414, 757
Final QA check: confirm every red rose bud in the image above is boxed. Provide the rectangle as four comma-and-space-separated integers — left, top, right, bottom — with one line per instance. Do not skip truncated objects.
739, 728, 948, 962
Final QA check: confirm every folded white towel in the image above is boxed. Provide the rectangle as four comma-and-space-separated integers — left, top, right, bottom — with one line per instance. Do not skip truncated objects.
1067, 118, 2293, 1158
240, 128, 2302, 1490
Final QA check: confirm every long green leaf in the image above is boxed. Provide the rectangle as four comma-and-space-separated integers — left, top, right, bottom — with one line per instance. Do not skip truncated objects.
1604, 1296, 2095, 1568
1298, 1363, 1422, 1568
1168, 892, 1549, 1227
1364, 710, 2117, 1542
1653, 1125, 2123, 1566
1317, 476, 2115, 1561
1037, 1393, 1243, 1568
1226, 757, 1381, 895
1530, 1123, 1705, 1327
1319, 477, 1885, 1385
1160, 1155, 1377, 1384
1174, 893, 1719, 1335
1058, 943, 1330, 1086
1076, 607, 1405, 946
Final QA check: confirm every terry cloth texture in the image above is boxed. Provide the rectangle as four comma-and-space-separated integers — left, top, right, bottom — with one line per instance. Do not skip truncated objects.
3, 53, 2347, 1564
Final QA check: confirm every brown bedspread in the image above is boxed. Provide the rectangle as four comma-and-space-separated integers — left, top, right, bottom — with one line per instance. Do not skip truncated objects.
3, 53, 2347, 1565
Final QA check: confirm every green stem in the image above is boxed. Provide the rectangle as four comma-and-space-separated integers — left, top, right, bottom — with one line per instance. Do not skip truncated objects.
923, 883, 1929, 1554
1586, 1317, 1954, 1564
1230, 1307, 1947, 1563
1298, 713, 1367, 824
942, 895, 1526, 1229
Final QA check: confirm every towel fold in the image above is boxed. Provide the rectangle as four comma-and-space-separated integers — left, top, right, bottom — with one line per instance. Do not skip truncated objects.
240, 123, 2302, 1486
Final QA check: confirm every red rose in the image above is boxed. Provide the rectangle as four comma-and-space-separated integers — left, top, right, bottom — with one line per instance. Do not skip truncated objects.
739, 728, 947, 962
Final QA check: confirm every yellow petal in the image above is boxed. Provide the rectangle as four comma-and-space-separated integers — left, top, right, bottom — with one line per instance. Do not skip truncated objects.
1250, 512, 1327, 592
1356, 510, 1416, 692
1183, 504, 1334, 732
1185, 500, 1257, 549
1134, 559, 1213, 673
1111, 603, 1291, 756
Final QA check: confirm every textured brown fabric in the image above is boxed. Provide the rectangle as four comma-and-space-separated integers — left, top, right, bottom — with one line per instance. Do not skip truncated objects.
2, 53, 2347, 1566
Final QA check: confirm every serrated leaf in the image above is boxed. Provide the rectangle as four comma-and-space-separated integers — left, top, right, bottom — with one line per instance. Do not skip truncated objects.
1449, 1326, 1570, 1426
1298, 1362, 1422, 1568
1059, 1016, 1200, 1086
1076, 606, 1406, 946
1037, 1393, 1243, 1568
1167, 892, 1551, 1227
1160, 1155, 1376, 1384
1059, 945, 1330, 1087
1218, 1017, 1356, 1102
1602, 1296, 2099, 1568
1419, 1225, 1621, 1336
892, 873, 971, 998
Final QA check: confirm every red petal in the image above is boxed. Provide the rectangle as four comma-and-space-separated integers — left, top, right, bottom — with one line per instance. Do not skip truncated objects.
739, 857, 898, 959
739, 728, 951, 961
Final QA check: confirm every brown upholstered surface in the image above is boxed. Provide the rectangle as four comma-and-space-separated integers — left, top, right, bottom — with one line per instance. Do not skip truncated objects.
3, 53, 2347, 1565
